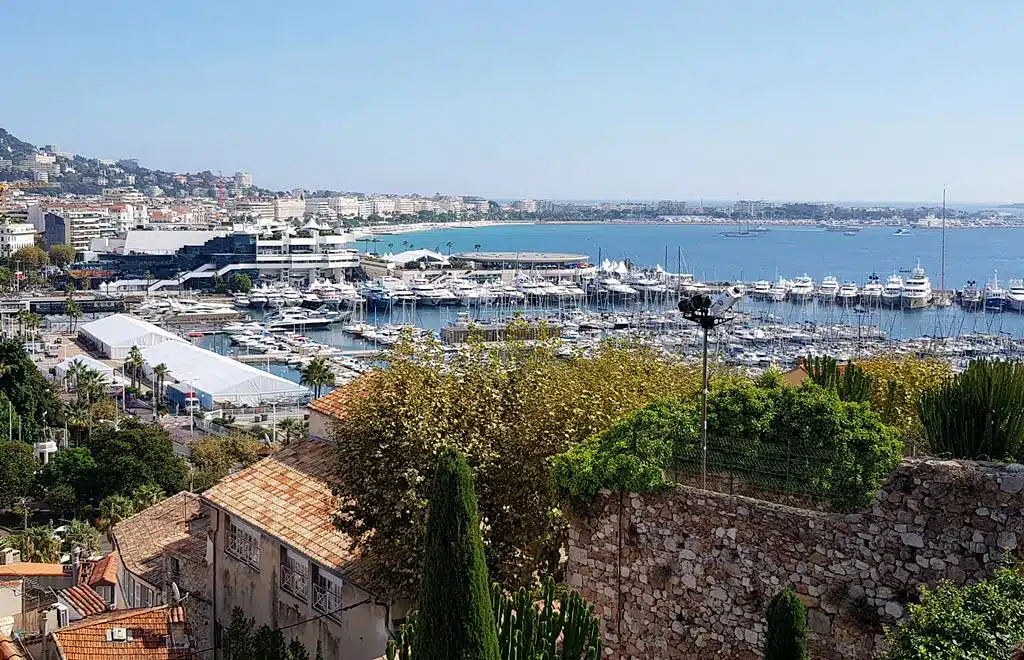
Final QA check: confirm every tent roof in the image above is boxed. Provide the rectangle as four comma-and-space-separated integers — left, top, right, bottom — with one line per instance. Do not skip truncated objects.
123, 230, 225, 255
54, 355, 114, 376
386, 249, 449, 266
140, 341, 309, 404
79, 314, 184, 349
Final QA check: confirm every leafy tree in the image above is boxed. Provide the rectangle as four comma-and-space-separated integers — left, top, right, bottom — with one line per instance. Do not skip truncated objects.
0, 437, 36, 508
64, 400, 91, 446
223, 606, 311, 660
229, 274, 253, 293
412, 450, 500, 660
4, 526, 60, 562
765, 588, 809, 660
857, 356, 952, 444
187, 432, 262, 491
61, 519, 101, 556
299, 357, 334, 399
12, 245, 48, 271
48, 244, 77, 268
39, 446, 97, 508
0, 341, 63, 436
332, 337, 701, 595
224, 607, 256, 660
884, 567, 1024, 659
88, 418, 187, 496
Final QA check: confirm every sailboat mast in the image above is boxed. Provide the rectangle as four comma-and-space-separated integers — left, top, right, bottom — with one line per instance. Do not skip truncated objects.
941, 188, 946, 294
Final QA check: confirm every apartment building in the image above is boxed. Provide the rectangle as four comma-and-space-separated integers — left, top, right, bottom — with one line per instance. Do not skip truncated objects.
329, 196, 359, 218
274, 197, 306, 221
231, 199, 276, 223
0, 221, 38, 257
43, 209, 118, 250
371, 197, 395, 217
513, 199, 538, 213
356, 199, 374, 218
394, 197, 415, 216
102, 188, 147, 205
201, 438, 402, 660
304, 198, 333, 216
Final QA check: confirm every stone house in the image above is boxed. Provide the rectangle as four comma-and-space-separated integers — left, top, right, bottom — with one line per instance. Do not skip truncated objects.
201, 436, 403, 660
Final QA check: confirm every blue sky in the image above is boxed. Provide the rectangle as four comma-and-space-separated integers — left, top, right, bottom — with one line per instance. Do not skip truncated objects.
3, 1, 1022, 202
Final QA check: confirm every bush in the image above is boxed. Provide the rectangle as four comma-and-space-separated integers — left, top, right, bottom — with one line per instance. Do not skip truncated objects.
551, 380, 902, 512
919, 359, 1024, 461
883, 567, 1024, 659
766, 588, 808, 660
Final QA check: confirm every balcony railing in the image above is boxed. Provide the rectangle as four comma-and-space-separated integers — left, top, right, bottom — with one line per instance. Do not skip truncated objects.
280, 561, 308, 601
313, 582, 342, 620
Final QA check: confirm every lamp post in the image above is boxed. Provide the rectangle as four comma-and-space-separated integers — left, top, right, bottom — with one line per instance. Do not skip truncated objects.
678, 285, 745, 488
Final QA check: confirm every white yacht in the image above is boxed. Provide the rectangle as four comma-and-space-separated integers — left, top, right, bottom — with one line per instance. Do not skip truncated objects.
985, 271, 1007, 313
861, 274, 883, 305
789, 275, 815, 303
816, 276, 840, 303
410, 277, 457, 306
628, 273, 668, 296
751, 280, 772, 300
231, 294, 250, 308
265, 309, 344, 330
881, 274, 903, 308
363, 277, 416, 307
837, 281, 859, 305
557, 279, 587, 300
1007, 279, 1024, 313
596, 276, 638, 300
767, 278, 790, 303
901, 264, 932, 310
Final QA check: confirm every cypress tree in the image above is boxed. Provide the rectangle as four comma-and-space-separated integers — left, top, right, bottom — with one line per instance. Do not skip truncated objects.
412, 448, 500, 660
765, 588, 809, 660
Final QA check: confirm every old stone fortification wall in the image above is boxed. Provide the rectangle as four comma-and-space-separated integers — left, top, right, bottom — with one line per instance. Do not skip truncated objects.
567, 459, 1024, 659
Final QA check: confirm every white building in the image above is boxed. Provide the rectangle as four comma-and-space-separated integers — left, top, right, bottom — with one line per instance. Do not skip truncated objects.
254, 222, 360, 284
0, 222, 37, 257
234, 171, 252, 188
356, 199, 375, 218
395, 197, 416, 216
371, 196, 395, 217
304, 198, 332, 215
274, 197, 306, 221
102, 188, 146, 205
43, 207, 119, 250
329, 196, 359, 218
231, 199, 276, 223
514, 199, 538, 213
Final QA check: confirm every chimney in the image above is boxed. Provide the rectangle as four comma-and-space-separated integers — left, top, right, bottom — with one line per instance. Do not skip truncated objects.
0, 547, 21, 565
71, 547, 82, 585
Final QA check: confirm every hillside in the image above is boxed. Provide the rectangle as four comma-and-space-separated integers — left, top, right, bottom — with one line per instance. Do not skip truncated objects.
0, 128, 272, 197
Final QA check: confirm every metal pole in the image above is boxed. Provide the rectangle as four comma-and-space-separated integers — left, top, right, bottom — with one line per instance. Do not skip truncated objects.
701, 322, 709, 489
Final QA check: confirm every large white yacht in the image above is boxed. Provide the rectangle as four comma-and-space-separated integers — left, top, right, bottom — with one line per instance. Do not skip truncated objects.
363, 277, 416, 307
881, 274, 903, 308
1007, 279, 1024, 313
816, 276, 840, 303
751, 280, 772, 300
767, 278, 790, 303
410, 277, 457, 306
901, 264, 932, 310
837, 281, 859, 305
789, 275, 815, 303
861, 274, 883, 305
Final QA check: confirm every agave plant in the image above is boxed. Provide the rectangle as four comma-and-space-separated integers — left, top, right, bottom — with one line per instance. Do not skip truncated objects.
919, 359, 1024, 461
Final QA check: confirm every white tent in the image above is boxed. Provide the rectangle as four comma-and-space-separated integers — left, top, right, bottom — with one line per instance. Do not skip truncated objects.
78, 314, 185, 359
53, 355, 115, 382
140, 341, 309, 408
385, 249, 450, 268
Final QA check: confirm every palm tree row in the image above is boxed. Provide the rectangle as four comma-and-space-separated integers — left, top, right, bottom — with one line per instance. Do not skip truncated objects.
125, 345, 144, 390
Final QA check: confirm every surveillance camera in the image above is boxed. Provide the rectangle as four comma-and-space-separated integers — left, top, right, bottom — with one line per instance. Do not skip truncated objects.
708, 284, 745, 317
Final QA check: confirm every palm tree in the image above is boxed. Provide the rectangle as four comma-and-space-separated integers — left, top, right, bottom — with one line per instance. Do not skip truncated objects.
64, 400, 91, 446
125, 346, 144, 390
6, 526, 61, 563
299, 357, 335, 399
65, 360, 88, 394
152, 363, 169, 401
131, 484, 165, 511
15, 309, 29, 337
98, 494, 136, 530
75, 368, 107, 405
26, 312, 43, 339
446, 241, 453, 255
277, 418, 301, 446
65, 299, 82, 331
144, 270, 153, 297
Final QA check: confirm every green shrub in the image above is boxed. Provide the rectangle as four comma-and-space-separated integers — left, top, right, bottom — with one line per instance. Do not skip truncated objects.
919, 359, 1024, 461
883, 567, 1024, 659
765, 588, 809, 660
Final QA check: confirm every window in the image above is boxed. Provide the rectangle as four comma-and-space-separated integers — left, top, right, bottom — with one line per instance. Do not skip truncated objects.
167, 556, 181, 580
312, 565, 343, 619
225, 515, 261, 569
279, 546, 309, 601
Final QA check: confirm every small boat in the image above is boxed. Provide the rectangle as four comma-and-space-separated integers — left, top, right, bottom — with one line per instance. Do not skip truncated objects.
893, 228, 912, 236
959, 280, 983, 311
188, 331, 204, 338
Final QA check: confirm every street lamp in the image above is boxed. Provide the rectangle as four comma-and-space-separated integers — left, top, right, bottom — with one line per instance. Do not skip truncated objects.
678, 284, 746, 488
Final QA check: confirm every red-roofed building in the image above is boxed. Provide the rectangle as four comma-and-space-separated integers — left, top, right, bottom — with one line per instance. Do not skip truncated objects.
201, 437, 404, 660
49, 605, 193, 659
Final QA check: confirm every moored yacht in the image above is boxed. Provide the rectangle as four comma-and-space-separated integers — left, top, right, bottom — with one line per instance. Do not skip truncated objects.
767, 278, 790, 303
860, 274, 883, 305
410, 277, 457, 306
751, 280, 772, 300
901, 263, 932, 310
363, 277, 416, 307
837, 281, 859, 305
959, 280, 983, 311
1007, 279, 1024, 313
816, 276, 839, 303
881, 274, 903, 308
789, 275, 815, 303
985, 271, 1006, 312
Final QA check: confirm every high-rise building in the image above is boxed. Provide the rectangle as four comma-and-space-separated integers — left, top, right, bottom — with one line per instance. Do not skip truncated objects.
274, 197, 306, 221
371, 197, 395, 217
43, 209, 118, 250
329, 196, 359, 218
234, 171, 253, 188
394, 198, 416, 216
513, 199, 538, 213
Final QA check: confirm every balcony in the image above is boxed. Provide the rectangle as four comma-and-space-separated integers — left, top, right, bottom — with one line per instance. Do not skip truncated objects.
280, 561, 308, 602
312, 582, 342, 620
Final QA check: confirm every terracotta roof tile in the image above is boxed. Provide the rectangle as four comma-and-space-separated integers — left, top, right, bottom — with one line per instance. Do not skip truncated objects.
0, 637, 27, 660
202, 438, 388, 594
306, 374, 376, 421
0, 562, 66, 578
60, 584, 108, 617
51, 606, 190, 659
112, 492, 202, 587
88, 552, 120, 587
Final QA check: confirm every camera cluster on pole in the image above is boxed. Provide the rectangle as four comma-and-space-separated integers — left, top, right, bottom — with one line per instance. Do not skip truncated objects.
678, 285, 746, 488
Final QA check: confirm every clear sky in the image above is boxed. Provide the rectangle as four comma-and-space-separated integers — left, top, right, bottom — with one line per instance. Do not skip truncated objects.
3, 1, 1022, 202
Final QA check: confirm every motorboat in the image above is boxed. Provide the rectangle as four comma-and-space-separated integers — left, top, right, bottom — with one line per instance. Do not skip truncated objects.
816, 276, 839, 303
789, 275, 815, 303
837, 281, 859, 305
363, 277, 416, 307
249, 292, 268, 309
893, 228, 913, 236
265, 308, 348, 330
231, 294, 250, 308
1007, 279, 1024, 313
901, 263, 932, 310
767, 278, 790, 303
861, 274, 883, 305
881, 274, 903, 308
410, 277, 457, 306
751, 280, 772, 300
959, 280, 983, 311
985, 272, 1006, 312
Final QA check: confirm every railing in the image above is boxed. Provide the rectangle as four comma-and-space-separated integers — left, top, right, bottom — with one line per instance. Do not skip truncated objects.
280, 561, 308, 601
312, 583, 342, 620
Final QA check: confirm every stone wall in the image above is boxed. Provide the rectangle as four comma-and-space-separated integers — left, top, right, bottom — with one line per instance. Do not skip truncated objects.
567, 459, 1024, 659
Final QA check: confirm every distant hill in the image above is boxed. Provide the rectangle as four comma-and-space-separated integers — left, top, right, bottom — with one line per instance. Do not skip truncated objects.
0, 128, 273, 197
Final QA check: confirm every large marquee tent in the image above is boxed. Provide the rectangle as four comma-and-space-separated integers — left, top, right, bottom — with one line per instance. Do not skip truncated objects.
78, 314, 185, 359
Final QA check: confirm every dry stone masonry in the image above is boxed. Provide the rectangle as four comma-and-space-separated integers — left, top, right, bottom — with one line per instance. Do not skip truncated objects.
567, 459, 1024, 659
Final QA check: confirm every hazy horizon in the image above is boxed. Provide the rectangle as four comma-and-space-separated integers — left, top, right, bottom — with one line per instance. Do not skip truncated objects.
4, 1, 1023, 203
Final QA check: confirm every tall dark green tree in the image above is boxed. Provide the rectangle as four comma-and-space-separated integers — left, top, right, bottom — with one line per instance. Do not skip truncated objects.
412, 449, 500, 660
765, 588, 809, 660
